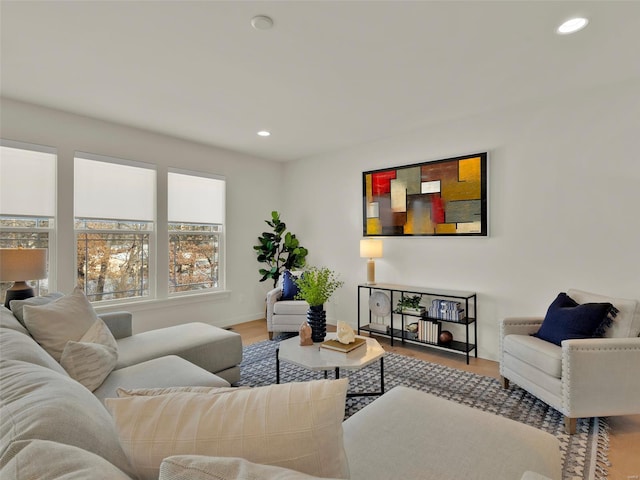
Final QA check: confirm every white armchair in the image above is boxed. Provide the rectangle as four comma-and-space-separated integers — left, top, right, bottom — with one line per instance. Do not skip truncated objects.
500, 289, 640, 434
265, 271, 309, 340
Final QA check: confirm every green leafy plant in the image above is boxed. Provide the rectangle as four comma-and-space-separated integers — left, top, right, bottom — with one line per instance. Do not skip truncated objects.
294, 266, 344, 307
395, 295, 423, 312
253, 211, 308, 287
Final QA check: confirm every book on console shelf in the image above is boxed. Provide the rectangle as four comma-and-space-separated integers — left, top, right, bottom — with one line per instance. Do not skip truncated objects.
428, 305, 466, 321
431, 299, 462, 309
417, 320, 441, 343
321, 337, 367, 353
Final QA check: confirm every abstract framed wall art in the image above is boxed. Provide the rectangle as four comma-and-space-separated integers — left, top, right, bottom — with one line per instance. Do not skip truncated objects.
363, 152, 488, 237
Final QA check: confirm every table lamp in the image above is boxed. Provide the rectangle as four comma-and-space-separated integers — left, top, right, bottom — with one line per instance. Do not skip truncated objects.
0, 248, 48, 309
360, 239, 383, 285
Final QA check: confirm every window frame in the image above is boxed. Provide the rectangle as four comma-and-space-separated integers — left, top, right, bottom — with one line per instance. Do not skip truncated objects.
0, 139, 57, 297
73, 152, 157, 305
167, 168, 226, 297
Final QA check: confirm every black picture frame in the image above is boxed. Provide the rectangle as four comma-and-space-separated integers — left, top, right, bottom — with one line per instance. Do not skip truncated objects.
362, 152, 488, 237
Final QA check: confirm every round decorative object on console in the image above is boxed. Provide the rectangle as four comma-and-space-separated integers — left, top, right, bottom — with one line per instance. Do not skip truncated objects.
439, 330, 453, 344
369, 291, 391, 317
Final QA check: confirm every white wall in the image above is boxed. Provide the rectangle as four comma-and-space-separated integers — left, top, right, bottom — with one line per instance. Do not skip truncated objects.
283, 79, 640, 361
0, 98, 282, 332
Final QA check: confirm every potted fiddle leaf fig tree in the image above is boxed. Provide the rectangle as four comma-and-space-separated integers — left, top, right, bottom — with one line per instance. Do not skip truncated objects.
253, 211, 308, 288
294, 266, 344, 342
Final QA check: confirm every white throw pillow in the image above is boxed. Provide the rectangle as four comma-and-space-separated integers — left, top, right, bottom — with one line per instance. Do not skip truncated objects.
105, 379, 350, 480
568, 288, 640, 338
0, 439, 132, 480
9, 292, 64, 327
60, 318, 118, 391
22, 287, 99, 361
117, 386, 245, 397
160, 456, 344, 480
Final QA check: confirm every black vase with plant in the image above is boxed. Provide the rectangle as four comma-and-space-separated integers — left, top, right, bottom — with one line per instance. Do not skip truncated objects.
294, 267, 344, 342
253, 211, 308, 288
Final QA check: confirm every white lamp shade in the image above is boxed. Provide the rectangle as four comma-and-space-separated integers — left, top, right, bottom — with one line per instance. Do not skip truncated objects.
360, 239, 383, 258
0, 248, 48, 281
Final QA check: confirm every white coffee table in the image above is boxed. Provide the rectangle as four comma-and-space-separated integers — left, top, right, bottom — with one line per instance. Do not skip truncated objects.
276, 333, 385, 397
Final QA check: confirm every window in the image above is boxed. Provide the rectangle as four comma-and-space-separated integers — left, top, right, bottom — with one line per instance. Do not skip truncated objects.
0, 140, 56, 300
74, 153, 155, 302
168, 169, 225, 294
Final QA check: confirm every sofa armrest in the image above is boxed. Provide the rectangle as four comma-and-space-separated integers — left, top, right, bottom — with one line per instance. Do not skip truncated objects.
501, 317, 544, 338
562, 337, 640, 417
265, 287, 283, 327
98, 311, 133, 339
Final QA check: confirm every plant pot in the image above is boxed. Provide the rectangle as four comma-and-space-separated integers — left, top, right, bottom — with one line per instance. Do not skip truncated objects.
307, 305, 326, 342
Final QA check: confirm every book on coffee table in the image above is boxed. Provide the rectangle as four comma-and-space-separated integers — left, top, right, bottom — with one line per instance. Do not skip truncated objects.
321, 337, 367, 353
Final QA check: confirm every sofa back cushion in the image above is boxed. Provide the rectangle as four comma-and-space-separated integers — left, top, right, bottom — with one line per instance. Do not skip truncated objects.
0, 439, 132, 480
9, 292, 64, 327
568, 288, 640, 338
0, 359, 136, 478
0, 306, 29, 335
0, 328, 68, 376
22, 288, 98, 361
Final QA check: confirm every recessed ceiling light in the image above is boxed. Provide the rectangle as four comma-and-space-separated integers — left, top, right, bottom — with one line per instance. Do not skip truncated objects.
557, 17, 589, 35
257, 131, 271, 137
251, 15, 274, 30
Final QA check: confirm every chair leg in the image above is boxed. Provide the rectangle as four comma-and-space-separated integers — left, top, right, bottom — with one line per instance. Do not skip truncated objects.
500, 376, 510, 389
268, 332, 274, 340
564, 416, 577, 434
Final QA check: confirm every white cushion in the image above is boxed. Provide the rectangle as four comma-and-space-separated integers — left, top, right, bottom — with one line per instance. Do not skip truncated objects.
59, 318, 118, 391
274, 300, 310, 315
0, 439, 131, 479
160, 456, 343, 480
0, 360, 136, 478
568, 288, 640, 338
105, 379, 350, 480
22, 288, 99, 361
117, 385, 243, 397
0, 327, 69, 375
9, 292, 64, 327
503, 334, 562, 378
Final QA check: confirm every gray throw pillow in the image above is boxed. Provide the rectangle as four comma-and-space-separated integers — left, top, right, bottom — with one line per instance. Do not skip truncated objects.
9, 292, 64, 327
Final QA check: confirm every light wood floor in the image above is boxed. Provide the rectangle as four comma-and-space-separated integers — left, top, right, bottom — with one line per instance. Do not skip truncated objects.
233, 319, 640, 480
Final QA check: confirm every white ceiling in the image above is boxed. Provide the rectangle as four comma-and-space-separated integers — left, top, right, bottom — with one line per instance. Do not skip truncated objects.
1, 1, 639, 162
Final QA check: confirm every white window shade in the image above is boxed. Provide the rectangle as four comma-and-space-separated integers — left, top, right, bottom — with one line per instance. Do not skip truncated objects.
74, 154, 155, 221
168, 171, 225, 224
1, 145, 56, 217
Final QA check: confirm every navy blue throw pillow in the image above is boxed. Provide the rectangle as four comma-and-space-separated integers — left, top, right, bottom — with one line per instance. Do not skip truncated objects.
534, 292, 615, 346
281, 270, 301, 300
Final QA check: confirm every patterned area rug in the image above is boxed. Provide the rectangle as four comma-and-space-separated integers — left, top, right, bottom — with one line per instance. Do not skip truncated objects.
239, 339, 609, 480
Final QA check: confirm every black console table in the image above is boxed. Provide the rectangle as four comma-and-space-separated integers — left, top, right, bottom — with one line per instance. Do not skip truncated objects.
357, 283, 477, 364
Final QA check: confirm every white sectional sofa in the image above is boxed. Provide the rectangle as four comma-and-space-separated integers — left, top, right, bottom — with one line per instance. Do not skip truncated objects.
0, 301, 561, 480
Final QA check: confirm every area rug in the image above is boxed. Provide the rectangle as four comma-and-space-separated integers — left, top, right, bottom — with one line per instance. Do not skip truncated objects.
239, 340, 610, 480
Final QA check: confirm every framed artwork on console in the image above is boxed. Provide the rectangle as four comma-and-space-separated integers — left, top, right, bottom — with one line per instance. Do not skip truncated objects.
363, 152, 488, 237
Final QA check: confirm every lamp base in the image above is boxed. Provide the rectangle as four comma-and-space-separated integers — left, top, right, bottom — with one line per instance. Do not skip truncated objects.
366, 258, 376, 285
4, 282, 35, 310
